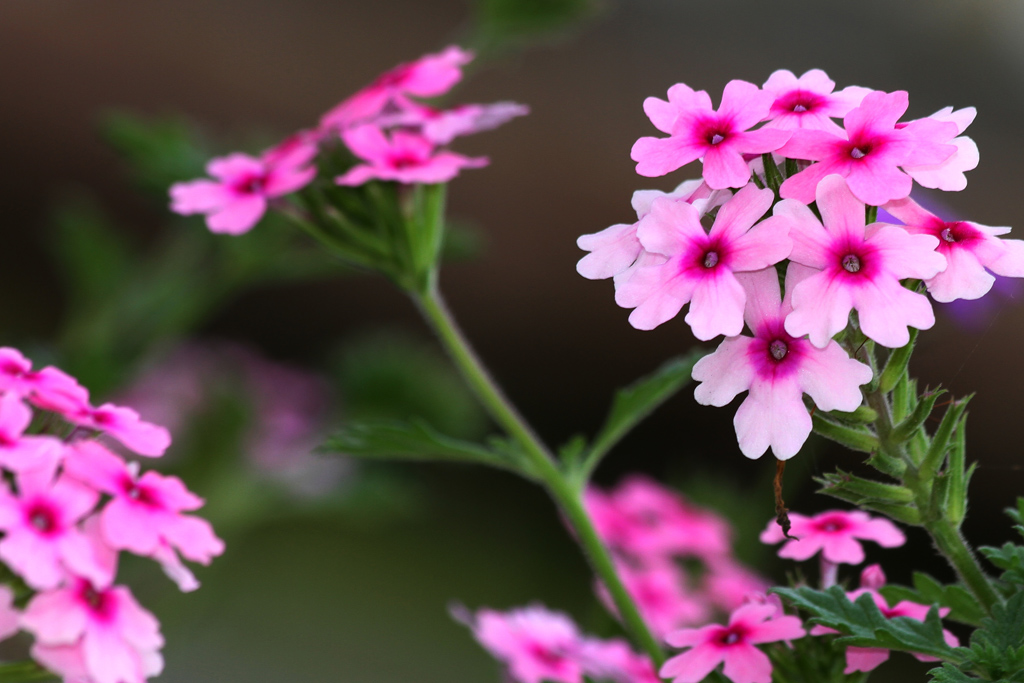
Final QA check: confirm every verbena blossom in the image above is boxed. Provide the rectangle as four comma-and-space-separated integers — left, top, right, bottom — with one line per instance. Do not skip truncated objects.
777, 174, 947, 348
375, 101, 530, 145
809, 565, 959, 673
661, 601, 805, 683
23, 577, 164, 683
779, 90, 957, 205
169, 140, 318, 235
632, 80, 791, 188
760, 510, 905, 564
597, 560, 710, 637
318, 45, 473, 132
883, 196, 1024, 302
761, 69, 871, 136
335, 125, 487, 186
614, 183, 791, 338
468, 605, 658, 683
576, 179, 725, 281
692, 265, 873, 459
900, 106, 979, 191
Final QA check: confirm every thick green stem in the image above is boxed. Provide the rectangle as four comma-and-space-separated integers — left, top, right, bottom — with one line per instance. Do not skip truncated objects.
412, 282, 667, 669
926, 516, 1000, 613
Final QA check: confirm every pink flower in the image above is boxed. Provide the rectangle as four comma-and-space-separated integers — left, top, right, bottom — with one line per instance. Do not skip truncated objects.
335, 125, 487, 186
901, 107, 979, 191
412, 102, 530, 145
586, 475, 732, 560
577, 638, 661, 683
779, 91, 957, 205
23, 578, 164, 683
65, 404, 171, 458
661, 602, 804, 683
883, 196, 1024, 302
63, 441, 223, 591
614, 183, 791, 337
760, 510, 905, 564
597, 560, 710, 637
169, 139, 318, 235
472, 605, 584, 683
761, 69, 872, 136
703, 559, 771, 612
0, 348, 90, 415
632, 80, 791, 188
318, 46, 473, 132
0, 585, 20, 643
0, 467, 106, 590
692, 265, 873, 459
576, 180, 727, 281
0, 392, 63, 473
809, 565, 958, 673
778, 174, 947, 348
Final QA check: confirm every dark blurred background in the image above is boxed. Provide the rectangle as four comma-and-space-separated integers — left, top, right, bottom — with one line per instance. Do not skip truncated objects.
2, 0, 1024, 681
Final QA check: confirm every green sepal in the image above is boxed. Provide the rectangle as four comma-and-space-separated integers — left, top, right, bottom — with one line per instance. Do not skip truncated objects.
891, 388, 945, 444
921, 397, 971, 480
892, 371, 912, 424
817, 469, 914, 504
811, 414, 880, 453
879, 328, 919, 393
866, 450, 908, 478
321, 419, 527, 476
825, 405, 878, 424
860, 500, 922, 526
405, 183, 447, 292
761, 152, 785, 195
880, 572, 987, 627
947, 412, 971, 527
773, 585, 966, 662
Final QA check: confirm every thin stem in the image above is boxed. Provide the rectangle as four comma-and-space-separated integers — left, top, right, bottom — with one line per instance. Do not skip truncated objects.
412, 281, 667, 669
926, 516, 1000, 613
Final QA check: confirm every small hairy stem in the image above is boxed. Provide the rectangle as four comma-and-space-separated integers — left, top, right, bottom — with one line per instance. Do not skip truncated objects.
412, 281, 667, 669
925, 516, 1000, 613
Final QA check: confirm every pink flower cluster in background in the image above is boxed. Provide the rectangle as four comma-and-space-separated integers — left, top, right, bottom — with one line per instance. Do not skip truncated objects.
466, 604, 661, 683
585, 477, 767, 635
170, 46, 526, 234
578, 68, 1024, 459
0, 347, 223, 683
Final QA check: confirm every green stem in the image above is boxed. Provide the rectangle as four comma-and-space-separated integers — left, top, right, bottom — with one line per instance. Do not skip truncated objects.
926, 516, 1000, 613
412, 281, 667, 669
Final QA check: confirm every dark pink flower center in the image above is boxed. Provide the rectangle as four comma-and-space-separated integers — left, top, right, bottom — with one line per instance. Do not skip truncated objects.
849, 146, 869, 160
121, 476, 156, 506
390, 153, 423, 169
703, 251, 720, 268
27, 504, 57, 535
0, 361, 24, 376
528, 643, 565, 668
936, 221, 978, 245
92, 409, 114, 426
816, 516, 850, 533
718, 626, 747, 646
78, 583, 115, 620
842, 254, 862, 273
769, 339, 788, 361
234, 174, 266, 195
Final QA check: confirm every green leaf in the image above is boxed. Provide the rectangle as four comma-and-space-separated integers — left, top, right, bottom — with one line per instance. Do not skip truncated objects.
921, 397, 971, 480
817, 469, 914, 505
825, 405, 878, 424
50, 198, 134, 308
0, 661, 57, 683
980, 543, 1024, 586
100, 111, 209, 196
470, 0, 600, 55
880, 328, 919, 393
577, 350, 704, 480
928, 663, 981, 683
321, 419, 525, 475
773, 585, 966, 663
880, 572, 986, 627
891, 388, 945, 444
947, 412, 970, 527
964, 592, 1024, 680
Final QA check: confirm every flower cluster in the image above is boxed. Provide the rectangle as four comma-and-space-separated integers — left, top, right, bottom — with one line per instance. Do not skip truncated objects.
761, 508, 957, 674
464, 604, 661, 683
0, 347, 223, 683
170, 46, 527, 235
578, 68, 1024, 459
585, 476, 767, 636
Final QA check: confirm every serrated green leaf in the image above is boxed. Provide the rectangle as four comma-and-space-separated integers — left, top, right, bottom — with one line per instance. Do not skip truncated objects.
980, 543, 1024, 586
928, 663, 981, 683
773, 585, 965, 663
817, 469, 914, 504
921, 398, 971, 480
321, 419, 524, 475
576, 350, 703, 481
892, 388, 945, 444
965, 592, 1024, 680
811, 414, 880, 453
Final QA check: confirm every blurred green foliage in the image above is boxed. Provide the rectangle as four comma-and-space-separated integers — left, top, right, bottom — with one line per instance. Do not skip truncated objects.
468, 0, 604, 55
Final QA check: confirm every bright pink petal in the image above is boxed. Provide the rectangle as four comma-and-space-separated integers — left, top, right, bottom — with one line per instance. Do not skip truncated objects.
632, 135, 705, 177
797, 341, 872, 412
734, 376, 810, 459
693, 338, 757, 407
845, 647, 890, 673
576, 223, 641, 280
702, 146, 755, 189
206, 195, 267, 235
660, 643, 725, 683
722, 643, 773, 683
785, 267, 855, 349
852, 279, 935, 348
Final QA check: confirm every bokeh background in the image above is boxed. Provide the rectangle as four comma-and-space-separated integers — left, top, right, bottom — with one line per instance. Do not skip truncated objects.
2, 0, 1024, 681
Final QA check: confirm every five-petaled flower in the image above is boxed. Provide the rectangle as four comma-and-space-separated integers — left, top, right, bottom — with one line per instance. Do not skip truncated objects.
760, 510, 905, 564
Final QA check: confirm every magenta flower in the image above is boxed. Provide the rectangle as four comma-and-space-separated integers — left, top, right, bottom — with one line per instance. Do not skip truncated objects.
586, 475, 732, 560
883, 196, 1024, 302
0, 392, 63, 474
318, 45, 473, 132
761, 69, 871, 136
779, 174, 947, 348
169, 139, 318, 235
809, 565, 959, 673
23, 578, 164, 683
661, 602, 804, 683
577, 180, 728, 281
577, 638, 661, 683
614, 183, 791, 338
66, 403, 171, 458
692, 265, 872, 459
760, 510, 905, 564
901, 107, 979, 191
779, 90, 957, 205
702, 558, 771, 612
631, 80, 791, 188
597, 560, 710, 638
472, 605, 584, 683
336, 125, 487, 186
63, 441, 223, 590
0, 586, 19, 643
380, 101, 530, 145
0, 348, 90, 415
0, 467, 106, 590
